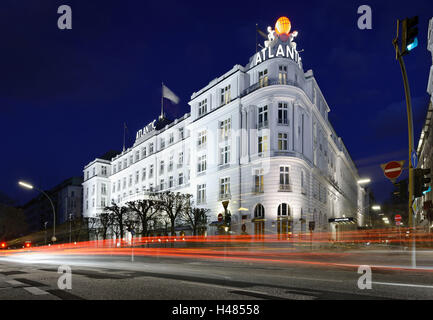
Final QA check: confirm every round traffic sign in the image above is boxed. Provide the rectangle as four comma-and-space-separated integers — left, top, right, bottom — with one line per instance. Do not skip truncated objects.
383, 161, 403, 180
218, 213, 223, 222
395, 214, 402, 222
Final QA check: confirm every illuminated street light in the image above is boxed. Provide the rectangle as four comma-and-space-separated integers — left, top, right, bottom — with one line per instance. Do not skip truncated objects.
357, 178, 371, 185
18, 181, 34, 189
18, 180, 57, 242
372, 205, 381, 211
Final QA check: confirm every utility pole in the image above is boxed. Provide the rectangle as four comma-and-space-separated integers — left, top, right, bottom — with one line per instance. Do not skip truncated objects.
392, 17, 419, 268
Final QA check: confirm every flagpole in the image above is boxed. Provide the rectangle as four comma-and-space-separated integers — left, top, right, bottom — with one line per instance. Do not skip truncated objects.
161, 82, 164, 119
123, 122, 126, 152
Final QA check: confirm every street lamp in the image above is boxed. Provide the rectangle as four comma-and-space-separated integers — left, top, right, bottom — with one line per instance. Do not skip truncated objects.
372, 205, 381, 211
19, 181, 57, 242
357, 178, 371, 185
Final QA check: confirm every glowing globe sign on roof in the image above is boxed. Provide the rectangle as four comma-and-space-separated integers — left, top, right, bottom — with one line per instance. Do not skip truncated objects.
253, 17, 301, 68
275, 16, 291, 36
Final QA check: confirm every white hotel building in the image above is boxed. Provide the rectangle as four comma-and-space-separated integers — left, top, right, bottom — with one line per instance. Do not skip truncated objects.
82, 20, 367, 238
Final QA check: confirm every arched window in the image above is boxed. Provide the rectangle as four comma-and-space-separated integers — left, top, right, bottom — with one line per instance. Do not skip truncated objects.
277, 203, 290, 216
254, 204, 265, 218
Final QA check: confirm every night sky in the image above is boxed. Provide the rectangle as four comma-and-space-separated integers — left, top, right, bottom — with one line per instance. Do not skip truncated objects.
1, 0, 431, 205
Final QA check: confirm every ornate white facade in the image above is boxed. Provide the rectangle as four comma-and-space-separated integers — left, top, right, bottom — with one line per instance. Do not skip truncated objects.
82, 23, 367, 237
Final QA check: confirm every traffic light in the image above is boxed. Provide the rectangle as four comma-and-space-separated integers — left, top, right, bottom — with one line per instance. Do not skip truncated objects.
414, 168, 431, 198
401, 16, 419, 56
393, 180, 408, 199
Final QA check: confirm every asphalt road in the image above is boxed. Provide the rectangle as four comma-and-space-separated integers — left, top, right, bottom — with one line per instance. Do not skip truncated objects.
0, 246, 433, 300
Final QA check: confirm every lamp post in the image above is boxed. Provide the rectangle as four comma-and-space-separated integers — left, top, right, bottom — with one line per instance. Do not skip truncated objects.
19, 181, 56, 242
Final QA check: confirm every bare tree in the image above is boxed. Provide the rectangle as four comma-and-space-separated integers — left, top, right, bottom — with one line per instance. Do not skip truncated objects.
126, 199, 159, 237
180, 206, 209, 236
152, 192, 192, 236
104, 202, 128, 241
98, 212, 112, 240
85, 217, 100, 240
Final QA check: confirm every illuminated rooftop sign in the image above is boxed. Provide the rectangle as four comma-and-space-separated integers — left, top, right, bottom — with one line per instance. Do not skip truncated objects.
254, 17, 301, 68
136, 120, 156, 140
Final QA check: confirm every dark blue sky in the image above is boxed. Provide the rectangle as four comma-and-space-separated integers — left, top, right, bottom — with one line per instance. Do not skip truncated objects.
1, 0, 431, 205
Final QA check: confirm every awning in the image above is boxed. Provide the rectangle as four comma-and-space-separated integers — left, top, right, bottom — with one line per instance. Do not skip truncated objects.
328, 217, 355, 223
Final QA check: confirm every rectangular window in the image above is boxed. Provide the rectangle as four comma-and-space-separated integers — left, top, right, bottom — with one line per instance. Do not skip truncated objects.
123, 159, 127, 168
142, 147, 146, 158
278, 65, 287, 84
118, 162, 122, 171
135, 151, 140, 162
160, 179, 165, 190
117, 180, 120, 191
169, 133, 174, 144
149, 165, 154, 178
129, 155, 133, 166
160, 161, 164, 174
101, 197, 106, 208
258, 106, 268, 128
220, 85, 231, 105
142, 168, 146, 181
168, 155, 173, 171
92, 184, 95, 195
279, 166, 291, 191
198, 99, 208, 117
169, 176, 174, 188
179, 127, 184, 140
219, 118, 231, 140
259, 69, 268, 87
198, 130, 207, 148
258, 136, 268, 153
101, 183, 107, 195
220, 145, 230, 165
178, 173, 184, 186
219, 177, 230, 198
197, 184, 206, 204
254, 169, 264, 193
178, 152, 184, 167
278, 133, 288, 151
197, 155, 207, 173
101, 166, 107, 176
278, 102, 288, 125
160, 138, 165, 149
129, 174, 132, 187
135, 171, 139, 184
149, 143, 154, 154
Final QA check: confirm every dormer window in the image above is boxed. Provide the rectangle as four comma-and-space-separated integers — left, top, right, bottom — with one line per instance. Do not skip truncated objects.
220, 85, 231, 105
259, 69, 268, 87
198, 99, 208, 117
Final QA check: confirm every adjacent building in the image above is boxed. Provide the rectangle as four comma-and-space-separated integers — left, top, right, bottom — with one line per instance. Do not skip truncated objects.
415, 17, 433, 231
22, 177, 83, 232
82, 17, 367, 238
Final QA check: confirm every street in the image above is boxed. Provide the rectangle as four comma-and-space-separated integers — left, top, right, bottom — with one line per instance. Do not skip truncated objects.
1, 244, 433, 300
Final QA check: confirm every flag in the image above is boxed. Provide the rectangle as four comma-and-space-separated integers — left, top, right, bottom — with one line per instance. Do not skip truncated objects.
162, 84, 180, 104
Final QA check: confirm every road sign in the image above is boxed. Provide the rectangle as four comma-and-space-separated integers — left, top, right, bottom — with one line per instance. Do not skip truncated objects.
396, 221, 402, 226
381, 161, 404, 180
395, 214, 402, 222
412, 201, 418, 214
411, 151, 418, 168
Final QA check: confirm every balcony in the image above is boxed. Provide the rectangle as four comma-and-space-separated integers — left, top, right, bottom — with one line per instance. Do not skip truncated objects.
279, 184, 292, 192
219, 193, 231, 201
240, 78, 299, 98
258, 120, 269, 129
252, 186, 264, 194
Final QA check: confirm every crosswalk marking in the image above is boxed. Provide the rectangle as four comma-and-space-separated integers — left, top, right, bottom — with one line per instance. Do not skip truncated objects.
6, 280, 25, 286
24, 286, 49, 295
